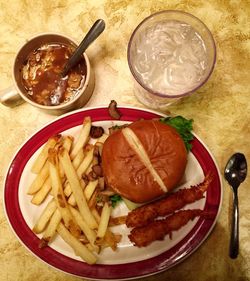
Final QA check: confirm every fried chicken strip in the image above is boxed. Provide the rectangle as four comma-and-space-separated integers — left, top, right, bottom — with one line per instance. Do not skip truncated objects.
128, 209, 214, 247
126, 173, 213, 228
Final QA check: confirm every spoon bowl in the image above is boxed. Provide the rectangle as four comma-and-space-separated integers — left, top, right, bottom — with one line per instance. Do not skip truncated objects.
224, 152, 247, 259
225, 153, 247, 189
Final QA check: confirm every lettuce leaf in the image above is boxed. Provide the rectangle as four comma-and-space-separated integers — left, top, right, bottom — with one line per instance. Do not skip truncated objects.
160, 116, 194, 152
109, 194, 122, 208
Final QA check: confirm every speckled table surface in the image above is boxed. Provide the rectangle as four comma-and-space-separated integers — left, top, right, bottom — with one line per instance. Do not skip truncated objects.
0, 1, 249, 281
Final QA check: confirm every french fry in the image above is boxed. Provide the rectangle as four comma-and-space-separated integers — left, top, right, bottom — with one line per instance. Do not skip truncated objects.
69, 206, 97, 247
67, 193, 77, 207
96, 133, 108, 145
42, 208, 61, 243
76, 147, 94, 178
31, 177, 51, 205
68, 179, 99, 207
57, 222, 97, 265
87, 189, 99, 210
49, 149, 81, 237
31, 135, 61, 174
59, 148, 97, 229
95, 141, 104, 156
66, 178, 86, 207
72, 148, 85, 168
62, 135, 74, 152
63, 149, 85, 198
91, 208, 101, 223
84, 180, 99, 201
33, 199, 57, 233
58, 136, 74, 177
70, 116, 91, 160
63, 182, 72, 198
97, 202, 111, 238
27, 161, 49, 195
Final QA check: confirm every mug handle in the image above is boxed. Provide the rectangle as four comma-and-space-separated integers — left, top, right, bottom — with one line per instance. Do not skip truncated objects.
0, 86, 25, 107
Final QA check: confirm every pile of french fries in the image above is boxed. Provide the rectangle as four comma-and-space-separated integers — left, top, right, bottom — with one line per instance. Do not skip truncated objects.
27, 116, 125, 264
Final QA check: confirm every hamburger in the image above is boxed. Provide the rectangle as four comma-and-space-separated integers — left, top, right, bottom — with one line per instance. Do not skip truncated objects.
101, 119, 187, 203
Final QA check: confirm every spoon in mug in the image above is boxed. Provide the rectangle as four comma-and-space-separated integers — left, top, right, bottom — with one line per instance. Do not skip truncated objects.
224, 152, 247, 259
61, 19, 105, 77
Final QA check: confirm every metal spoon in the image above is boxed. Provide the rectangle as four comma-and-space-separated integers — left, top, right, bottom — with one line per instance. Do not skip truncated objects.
224, 152, 247, 259
61, 19, 105, 77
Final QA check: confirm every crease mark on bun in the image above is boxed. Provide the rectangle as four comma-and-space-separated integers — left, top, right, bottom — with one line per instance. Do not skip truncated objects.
122, 127, 168, 193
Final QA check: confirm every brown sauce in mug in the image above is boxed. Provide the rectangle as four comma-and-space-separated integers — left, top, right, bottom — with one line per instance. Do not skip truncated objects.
21, 43, 87, 106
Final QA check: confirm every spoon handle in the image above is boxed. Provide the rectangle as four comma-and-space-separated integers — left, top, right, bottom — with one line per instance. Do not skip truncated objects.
229, 188, 239, 259
62, 19, 105, 77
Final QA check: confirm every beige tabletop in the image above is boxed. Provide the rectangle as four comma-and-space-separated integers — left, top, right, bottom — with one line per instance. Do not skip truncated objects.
0, 1, 249, 281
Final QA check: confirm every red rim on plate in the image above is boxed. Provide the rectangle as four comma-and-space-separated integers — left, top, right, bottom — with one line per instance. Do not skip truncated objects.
4, 107, 222, 280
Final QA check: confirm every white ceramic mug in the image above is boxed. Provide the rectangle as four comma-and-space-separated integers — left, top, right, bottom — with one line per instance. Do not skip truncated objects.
0, 33, 95, 115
